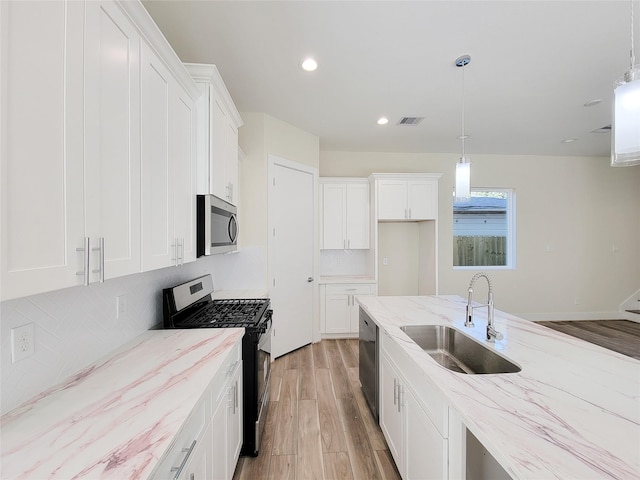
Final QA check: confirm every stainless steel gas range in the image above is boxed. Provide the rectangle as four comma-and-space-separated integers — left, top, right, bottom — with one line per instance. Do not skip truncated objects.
162, 275, 272, 457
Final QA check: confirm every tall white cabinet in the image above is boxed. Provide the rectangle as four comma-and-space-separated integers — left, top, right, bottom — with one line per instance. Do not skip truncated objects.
185, 64, 243, 205
1, 0, 200, 301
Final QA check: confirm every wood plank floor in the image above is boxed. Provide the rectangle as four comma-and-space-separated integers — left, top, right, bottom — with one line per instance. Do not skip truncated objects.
233, 339, 400, 480
537, 319, 640, 360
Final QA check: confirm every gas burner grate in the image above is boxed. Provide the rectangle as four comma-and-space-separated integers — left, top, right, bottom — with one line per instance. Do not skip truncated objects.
179, 299, 270, 329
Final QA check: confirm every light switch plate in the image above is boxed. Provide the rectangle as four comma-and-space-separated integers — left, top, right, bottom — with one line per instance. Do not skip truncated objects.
11, 323, 35, 363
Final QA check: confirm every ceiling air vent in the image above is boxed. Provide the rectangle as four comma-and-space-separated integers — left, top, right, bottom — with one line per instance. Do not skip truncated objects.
398, 117, 424, 126
591, 125, 611, 134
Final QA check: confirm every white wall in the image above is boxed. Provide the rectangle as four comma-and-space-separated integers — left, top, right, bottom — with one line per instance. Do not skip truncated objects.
0, 248, 265, 414
320, 151, 640, 318
239, 112, 319, 287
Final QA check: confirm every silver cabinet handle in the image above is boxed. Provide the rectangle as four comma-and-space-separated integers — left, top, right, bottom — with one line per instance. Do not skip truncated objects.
91, 237, 105, 283
179, 238, 184, 265
76, 237, 90, 286
393, 378, 398, 406
408, 208, 412, 219
234, 382, 238, 412
171, 440, 196, 480
347, 239, 350, 249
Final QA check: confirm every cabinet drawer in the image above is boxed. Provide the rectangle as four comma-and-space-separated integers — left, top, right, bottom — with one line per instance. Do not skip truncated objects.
210, 339, 242, 404
381, 329, 448, 438
152, 395, 207, 479
325, 283, 375, 295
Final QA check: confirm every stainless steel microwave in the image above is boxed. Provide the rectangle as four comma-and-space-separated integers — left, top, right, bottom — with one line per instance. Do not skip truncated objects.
197, 195, 238, 256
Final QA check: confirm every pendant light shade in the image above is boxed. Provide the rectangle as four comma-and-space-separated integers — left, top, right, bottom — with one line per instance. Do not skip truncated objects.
455, 158, 471, 203
612, 66, 640, 166
611, 1, 640, 166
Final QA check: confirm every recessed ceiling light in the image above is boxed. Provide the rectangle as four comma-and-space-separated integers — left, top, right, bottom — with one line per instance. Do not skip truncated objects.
377, 117, 389, 125
584, 99, 602, 107
301, 58, 317, 72
561, 138, 578, 143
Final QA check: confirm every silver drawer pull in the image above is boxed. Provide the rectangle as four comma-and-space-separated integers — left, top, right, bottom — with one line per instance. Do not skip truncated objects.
170, 440, 196, 479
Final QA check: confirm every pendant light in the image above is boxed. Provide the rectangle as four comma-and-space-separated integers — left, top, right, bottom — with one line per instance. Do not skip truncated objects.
612, 1, 640, 166
455, 54, 472, 202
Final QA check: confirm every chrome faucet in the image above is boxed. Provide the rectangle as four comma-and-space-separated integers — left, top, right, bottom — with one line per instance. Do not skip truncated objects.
465, 272, 503, 342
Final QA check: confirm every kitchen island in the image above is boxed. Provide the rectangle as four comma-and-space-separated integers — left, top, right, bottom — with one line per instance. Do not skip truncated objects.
357, 295, 639, 479
0, 328, 244, 479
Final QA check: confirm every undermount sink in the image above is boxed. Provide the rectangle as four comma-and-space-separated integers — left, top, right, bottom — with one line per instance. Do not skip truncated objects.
400, 325, 521, 374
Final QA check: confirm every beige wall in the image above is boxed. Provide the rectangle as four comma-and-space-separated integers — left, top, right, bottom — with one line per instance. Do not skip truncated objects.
238, 112, 319, 287
321, 151, 640, 317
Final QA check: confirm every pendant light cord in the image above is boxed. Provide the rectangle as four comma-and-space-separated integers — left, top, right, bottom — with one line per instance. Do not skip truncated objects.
461, 61, 466, 159
631, 0, 636, 69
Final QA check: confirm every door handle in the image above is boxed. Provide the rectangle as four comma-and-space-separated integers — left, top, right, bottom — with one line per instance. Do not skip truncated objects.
307, 277, 314, 283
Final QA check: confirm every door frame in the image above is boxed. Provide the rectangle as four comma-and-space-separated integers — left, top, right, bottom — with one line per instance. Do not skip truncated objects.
267, 154, 320, 346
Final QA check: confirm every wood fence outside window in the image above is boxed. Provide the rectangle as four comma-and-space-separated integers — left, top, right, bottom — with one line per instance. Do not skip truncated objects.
454, 236, 507, 266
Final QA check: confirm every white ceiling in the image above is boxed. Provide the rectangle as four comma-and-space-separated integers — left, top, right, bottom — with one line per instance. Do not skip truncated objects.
142, 0, 639, 157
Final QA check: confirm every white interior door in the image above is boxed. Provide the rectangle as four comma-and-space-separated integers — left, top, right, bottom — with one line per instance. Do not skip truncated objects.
269, 156, 316, 358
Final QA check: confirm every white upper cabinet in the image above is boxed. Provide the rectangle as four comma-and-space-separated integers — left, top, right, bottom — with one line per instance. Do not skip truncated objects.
1, 0, 199, 300
84, 0, 141, 280
375, 174, 441, 221
140, 43, 197, 271
320, 179, 370, 249
1, 0, 85, 300
185, 64, 243, 205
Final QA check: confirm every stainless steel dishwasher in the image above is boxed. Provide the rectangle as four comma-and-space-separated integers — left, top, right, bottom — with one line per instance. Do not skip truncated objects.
359, 308, 378, 422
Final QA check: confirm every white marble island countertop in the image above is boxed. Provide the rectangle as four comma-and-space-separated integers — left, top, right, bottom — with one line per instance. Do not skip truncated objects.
357, 295, 640, 480
0, 328, 244, 479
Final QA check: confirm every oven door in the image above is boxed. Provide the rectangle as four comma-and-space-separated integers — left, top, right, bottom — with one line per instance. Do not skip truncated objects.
257, 314, 272, 404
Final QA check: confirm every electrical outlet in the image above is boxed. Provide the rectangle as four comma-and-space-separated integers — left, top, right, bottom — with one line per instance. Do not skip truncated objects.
116, 295, 128, 319
383, 257, 389, 265
11, 323, 35, 363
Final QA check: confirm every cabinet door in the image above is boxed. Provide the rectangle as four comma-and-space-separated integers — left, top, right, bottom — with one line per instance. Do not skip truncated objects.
407, 180, 437, 220
324, 294, 351, 334
210, 97, 228, 201
210, 396, 227, 480
172, 83, 197, 265
345, 184, 370, 249
322, 184, 347, 249
141, 41, 174, 271
227, 365, 243, 476
226, 121, 239, 205
84, 0, 141, 280
178, 424, 210, 480
380, 355, 403, 474
378, 180, 407, 220
1, 0, 85, 300
406, 388, 448, 480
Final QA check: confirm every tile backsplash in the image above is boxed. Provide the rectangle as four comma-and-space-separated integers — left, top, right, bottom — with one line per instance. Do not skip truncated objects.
319, 249, 373, 276
0, 248, 265, 414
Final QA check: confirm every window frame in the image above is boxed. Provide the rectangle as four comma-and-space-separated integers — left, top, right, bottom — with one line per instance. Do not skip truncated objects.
452, 187, 516, 270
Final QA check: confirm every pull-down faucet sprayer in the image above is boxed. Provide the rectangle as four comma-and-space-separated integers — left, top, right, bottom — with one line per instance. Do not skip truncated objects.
465, 272, 503, 342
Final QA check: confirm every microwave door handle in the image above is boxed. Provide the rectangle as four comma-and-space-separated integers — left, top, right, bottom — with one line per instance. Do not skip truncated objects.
229, 214, 239, 243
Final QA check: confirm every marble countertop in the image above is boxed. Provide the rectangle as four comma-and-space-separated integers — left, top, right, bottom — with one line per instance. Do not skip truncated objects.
357, 295, 640, 480
319, 275, 376, 284
0, 328, 244, 479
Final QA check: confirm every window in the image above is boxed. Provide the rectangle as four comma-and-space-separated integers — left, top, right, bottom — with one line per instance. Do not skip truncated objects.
453, 188, 516, 269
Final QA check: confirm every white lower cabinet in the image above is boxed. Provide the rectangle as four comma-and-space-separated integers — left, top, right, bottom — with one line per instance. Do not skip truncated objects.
320, 283, 376, 335
211, 361, 243, 480
151, 339, 242, 480
380, 330, 449, 479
